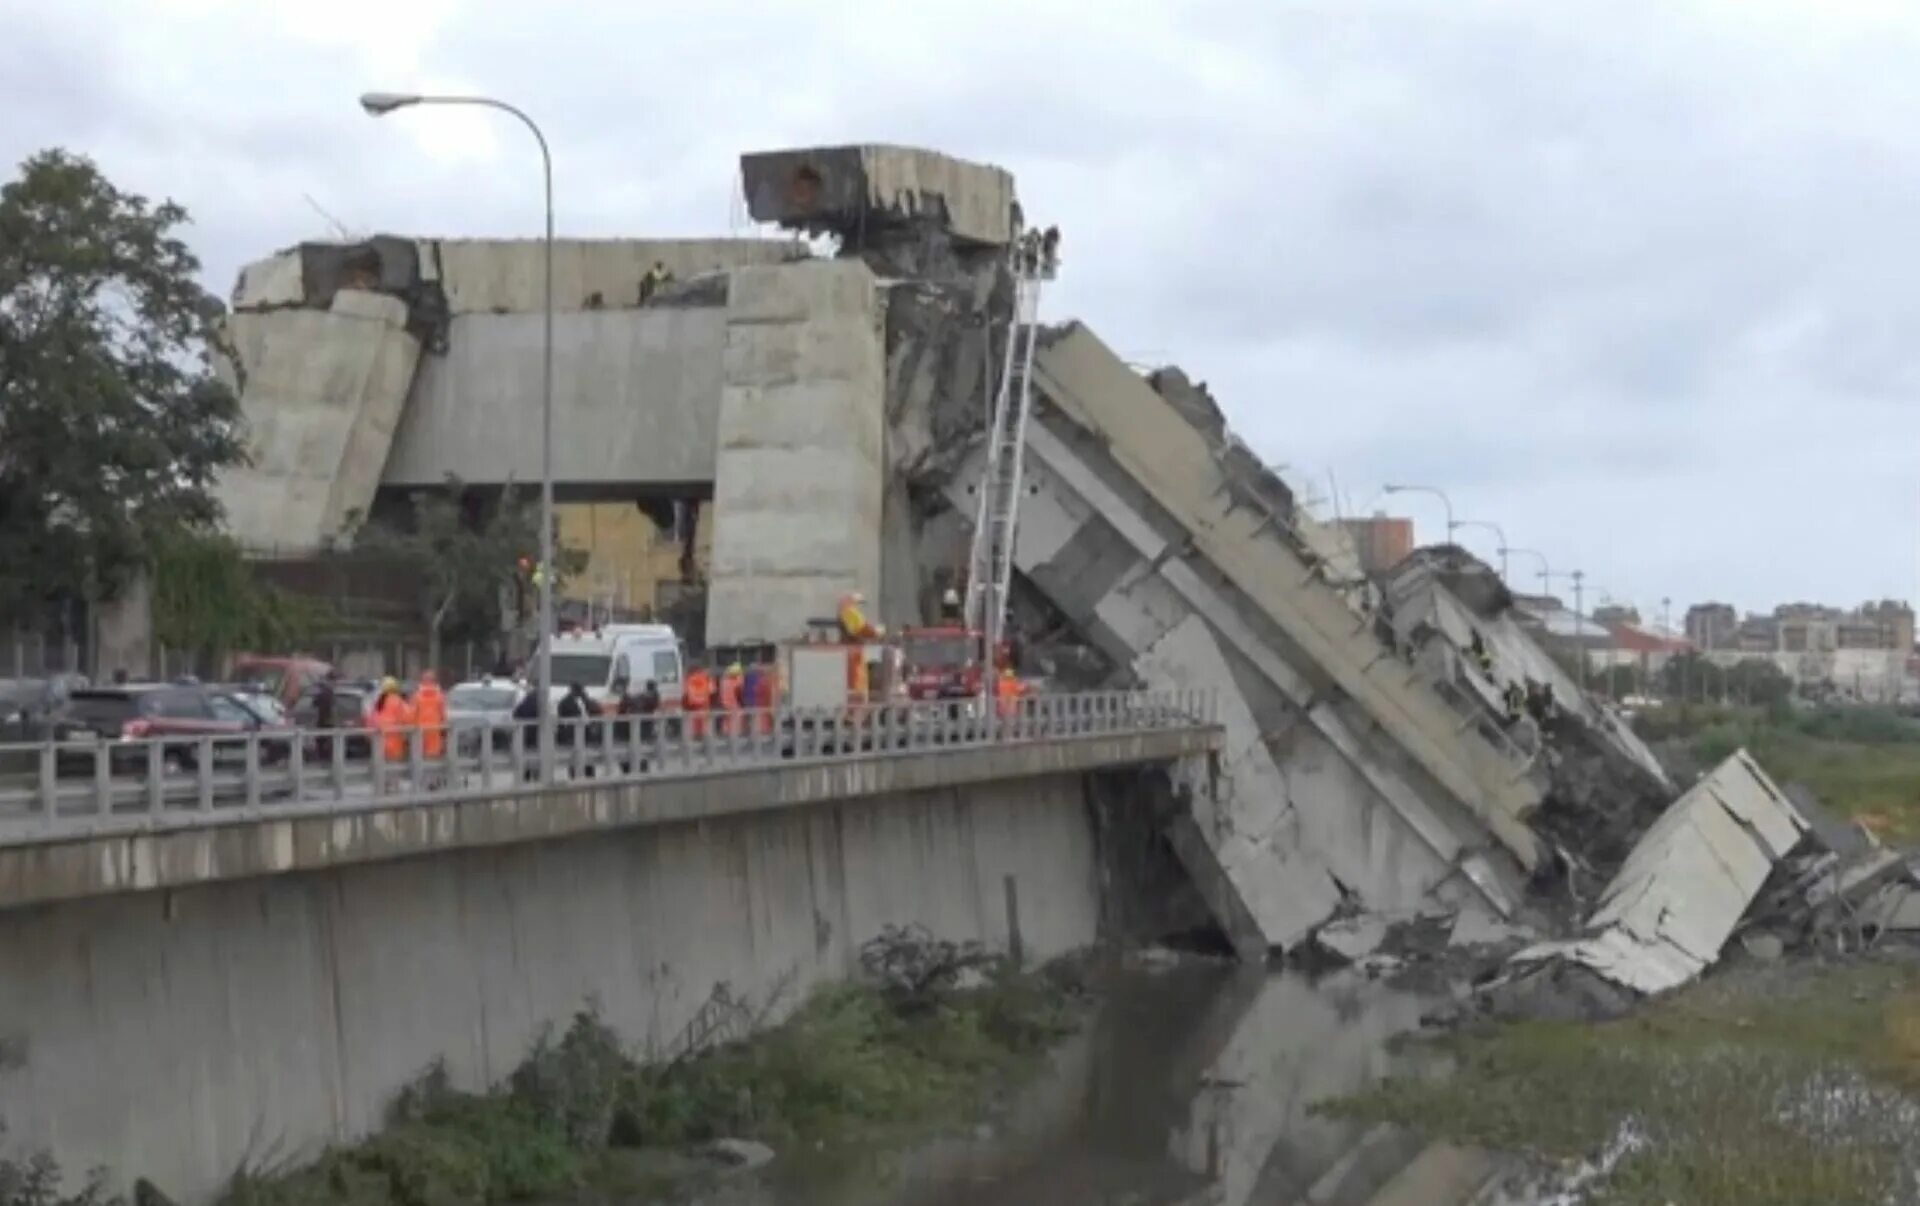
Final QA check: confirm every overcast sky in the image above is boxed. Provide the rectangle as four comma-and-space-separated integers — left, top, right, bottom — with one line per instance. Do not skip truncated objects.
6, 0, 1918, 623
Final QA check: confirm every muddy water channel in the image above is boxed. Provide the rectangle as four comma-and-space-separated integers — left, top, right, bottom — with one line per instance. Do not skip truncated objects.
745, 965, 1482, 1206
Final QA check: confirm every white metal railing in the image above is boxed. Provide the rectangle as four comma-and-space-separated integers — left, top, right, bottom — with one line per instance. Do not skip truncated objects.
0, 689, 1218, 844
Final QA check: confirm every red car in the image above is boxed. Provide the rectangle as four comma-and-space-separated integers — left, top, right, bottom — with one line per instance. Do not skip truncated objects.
55, 684, 296, 772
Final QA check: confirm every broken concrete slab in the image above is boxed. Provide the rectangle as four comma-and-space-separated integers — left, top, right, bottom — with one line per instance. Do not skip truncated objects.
1783, 782, 1879, 859
1449, 911, 1534, 949
1317, 915, 1392, 963
1513, 749, 1806, 995
1140, 615, 1343, 951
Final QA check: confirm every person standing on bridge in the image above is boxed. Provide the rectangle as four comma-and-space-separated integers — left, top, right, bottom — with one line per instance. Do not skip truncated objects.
684, 661, 714, 740
313, 670, 339, 761
995, 666, 1024, 723
719, 660, 746, 736
414, 671, 447, 760
373, 677, 413, 765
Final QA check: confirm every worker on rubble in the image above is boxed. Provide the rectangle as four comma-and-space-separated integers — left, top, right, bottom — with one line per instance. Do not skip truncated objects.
719, 660, 745, 734
1469, 631, 1494, 678
373, 676, 414, 763
684, 661, 714, 739
414, 670, 447, 759
639, 260, 674, 302
1503, 680, 1527, 724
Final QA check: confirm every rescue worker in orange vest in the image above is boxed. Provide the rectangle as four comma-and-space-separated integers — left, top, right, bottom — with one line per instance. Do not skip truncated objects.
373, 676, 414, 762
718, 660, 745, 735
995, 666, 1023, 721
837, 592, 878, 642
684, 662, 714, 739
414, 670, 447, 759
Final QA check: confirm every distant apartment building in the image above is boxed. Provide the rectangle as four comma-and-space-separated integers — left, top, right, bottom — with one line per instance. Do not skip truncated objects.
1684, 598, 1917, 703
1684, 602, 1737, 651
1337, 514, 1415, 576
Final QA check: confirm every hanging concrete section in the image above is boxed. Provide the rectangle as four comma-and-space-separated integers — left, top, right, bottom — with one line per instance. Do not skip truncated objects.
705, 260, 888, 644
216, 286, 422, 550
1030, 323, 1546, 859
941, 407, 1524, 951
741, 144, 1017, 248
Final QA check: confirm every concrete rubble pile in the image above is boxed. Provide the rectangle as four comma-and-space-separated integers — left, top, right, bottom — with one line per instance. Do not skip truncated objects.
1305, 544, 1913, 1010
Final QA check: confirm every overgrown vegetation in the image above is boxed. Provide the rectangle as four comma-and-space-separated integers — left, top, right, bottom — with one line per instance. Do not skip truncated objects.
150, 529, 328, 666
1638, 702, 1920, 841
1322, 959, 1920, 1205
211, 932, 1080, 1206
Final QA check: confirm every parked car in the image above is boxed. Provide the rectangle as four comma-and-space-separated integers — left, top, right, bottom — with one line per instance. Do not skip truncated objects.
445, 679, 526, 755
53, 683, 296, 773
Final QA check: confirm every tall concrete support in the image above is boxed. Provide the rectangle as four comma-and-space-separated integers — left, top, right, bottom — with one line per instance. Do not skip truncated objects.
216, 289, 421, 549
707, 261, 887, 644
0, 775, 1101, 1202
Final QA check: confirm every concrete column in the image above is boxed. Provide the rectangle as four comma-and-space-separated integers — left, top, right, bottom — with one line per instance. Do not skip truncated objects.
707, 260, 886, 644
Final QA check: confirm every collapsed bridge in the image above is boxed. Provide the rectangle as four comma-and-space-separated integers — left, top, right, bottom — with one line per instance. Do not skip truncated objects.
213, 142, 1670, 953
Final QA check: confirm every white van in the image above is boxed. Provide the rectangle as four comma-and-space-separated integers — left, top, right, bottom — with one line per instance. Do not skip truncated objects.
543, 625, 684, 712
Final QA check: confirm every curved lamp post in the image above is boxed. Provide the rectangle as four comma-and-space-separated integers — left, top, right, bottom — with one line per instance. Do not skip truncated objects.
360, 91, 556, 782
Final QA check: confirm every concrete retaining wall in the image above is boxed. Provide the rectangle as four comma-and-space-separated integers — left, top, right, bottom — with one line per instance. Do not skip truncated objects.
0, 774, 1102, 1202
707, 260, 886, 643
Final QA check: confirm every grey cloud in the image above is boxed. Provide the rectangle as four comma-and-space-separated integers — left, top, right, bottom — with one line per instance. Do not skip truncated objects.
5, 0, 1919, 614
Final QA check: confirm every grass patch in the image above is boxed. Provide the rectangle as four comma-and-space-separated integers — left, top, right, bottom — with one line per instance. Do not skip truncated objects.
1322, 960, 1920, 1204
1638, 704, 1920, 842
210, 954, 1080, 1206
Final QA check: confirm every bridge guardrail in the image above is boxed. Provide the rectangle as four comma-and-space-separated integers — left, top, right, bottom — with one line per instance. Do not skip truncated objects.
0, 689, 1218, 843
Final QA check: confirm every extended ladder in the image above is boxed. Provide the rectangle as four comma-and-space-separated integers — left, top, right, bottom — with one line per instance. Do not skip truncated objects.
966, 227, 1058, 660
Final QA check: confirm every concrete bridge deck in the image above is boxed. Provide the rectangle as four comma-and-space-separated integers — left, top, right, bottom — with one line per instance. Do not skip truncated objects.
0, 691, 1218, 911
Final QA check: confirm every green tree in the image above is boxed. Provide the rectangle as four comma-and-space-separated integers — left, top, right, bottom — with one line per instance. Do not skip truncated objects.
150, 529, 325, 669
0, 149, 243, 628
344, 477, 586, 673
1725, 657, 1794, 708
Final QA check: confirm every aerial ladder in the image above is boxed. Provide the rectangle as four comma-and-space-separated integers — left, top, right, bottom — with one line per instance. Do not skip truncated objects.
966, 225, 1059, 700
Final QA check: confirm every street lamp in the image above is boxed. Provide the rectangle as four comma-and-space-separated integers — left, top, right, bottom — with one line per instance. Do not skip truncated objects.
1571, 570, 1588, 693
1382, 484, 1455, 545
1453, 520, 1508, 581
1502, 547, 1553, 596
362, 90, 557, 782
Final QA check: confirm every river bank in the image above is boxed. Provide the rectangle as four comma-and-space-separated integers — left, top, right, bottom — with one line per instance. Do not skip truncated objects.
198, 932, 1081, 1206
1326, 952, 1920, 1204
